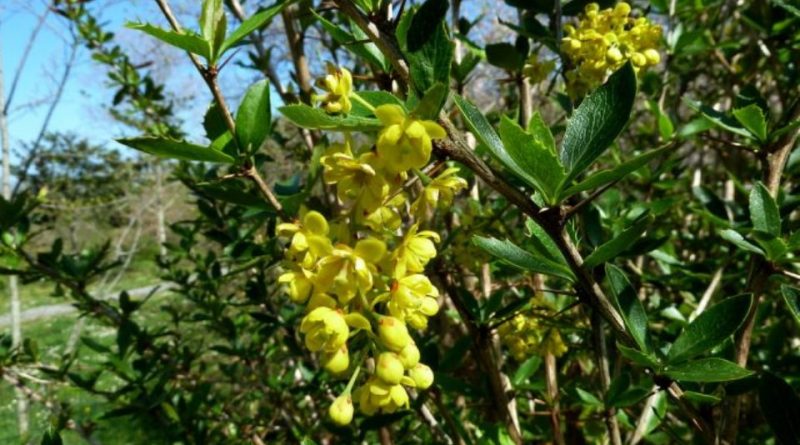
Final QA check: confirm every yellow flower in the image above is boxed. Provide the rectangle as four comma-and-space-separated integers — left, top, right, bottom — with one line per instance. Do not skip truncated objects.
321, 142, 389, 215
321, 345, 350, 374
408, 363, 434, 389
362, 195, 405, 232
377, 316, 412, 351
375, 105, 446, 173
300, 307, 349, 352
393, 224, 440, 278
398, 343, 420, 368
385, 274, 440, 330
522, 54, 556, 84
278, 265, 314, 304
353, 377, 410, 415
497, 300, 569, 361
276, 210, 333, 267
314, 62, 353, 114
376, 352, 405, 384
561, 1, 662, 96
329, 394, 354, 425
314, 238, 387, 304
410, 167, 468, 220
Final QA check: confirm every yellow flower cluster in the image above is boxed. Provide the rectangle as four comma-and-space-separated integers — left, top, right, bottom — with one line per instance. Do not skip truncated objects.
522, 54, 556, 85
314, 62, 353, 114
279, 66, 469, 425
561, 2, 662, 96
498, 299, 568, 361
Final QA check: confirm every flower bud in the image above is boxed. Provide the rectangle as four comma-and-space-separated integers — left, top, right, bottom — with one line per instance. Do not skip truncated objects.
398, 343, 420, 368
643, 49, 661, 65
329, 395, 354, 425
409, 363, 434, 390
614, 2, 631, 16
322, 346, 350, 374
376, 352, 404, 385
606, 47, 623, 63
378, 316, 411, 351
631, 52, 647, 67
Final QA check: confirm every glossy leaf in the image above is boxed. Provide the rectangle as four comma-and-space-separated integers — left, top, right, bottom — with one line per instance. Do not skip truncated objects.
236, 79, 271, 153
560, 62, 636, 185
663, 358, 753, 382
127, 23, 210, 60
667, 294, 753, 363
606, 264, 649, 351
749, 182, 781, 237
720, 229, 765, 256
117, 137, 235, 163
498, 115, 565, 202
685, 99, 753, 138
733, 104, 768, 142
278, 105, 382, 131
780, 285, 800, 326
561, 147, 668, 199
584, 213, 651, 268
220, 0, 287, 55
472, 236, 575, 281
311, 10, 388, 71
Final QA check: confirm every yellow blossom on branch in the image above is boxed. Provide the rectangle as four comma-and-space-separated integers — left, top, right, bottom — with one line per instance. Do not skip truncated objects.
375, 104, 447, 173
313, 62, 353, 114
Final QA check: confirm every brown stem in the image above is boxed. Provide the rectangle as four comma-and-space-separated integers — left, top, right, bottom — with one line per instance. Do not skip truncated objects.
591, 312, 622, 445
282, 5, 314, 103
154, 0, 286, 219
544, 354, 565, 445
721, 104, 800, 445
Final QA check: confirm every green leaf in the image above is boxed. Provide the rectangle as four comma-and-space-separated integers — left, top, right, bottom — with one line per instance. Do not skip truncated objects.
511, 356, 542, 387
485, 42, 525, 71
720, 229, 765, 256
749, 182, 781, 237
117, 137, 235, 163
780, 285, 800, 326
472, 236, 575, 281
279, 104, 382, 131
682, 391, 722, 404
606, 264, 648, 351
663, 358, 753, 382
311, 10, 388, 71
733, 104, 768, 142
411, 82, 449, 120
396, 1, 453, 92
617, 343, 659, 368
560, 62, 636, 186
685, 99, 753, 138
453, 95, 540, 190
758, 372, 800, 445
771, 0, 800, 17
667, 294, 753, 363
453, 95, 503, 156
236, 79, 271, 153
498, 116, 565, 203
560, 147, 668, 199
127, 23, 210, 60
584, 213, 651, 268
220, 0, 287, 55
527, 112, 556, 154
407, 0, 449, 51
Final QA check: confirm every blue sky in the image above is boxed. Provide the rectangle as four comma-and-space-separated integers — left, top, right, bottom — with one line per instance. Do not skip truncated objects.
0, 0, 247, 157
1, 0, 506, 164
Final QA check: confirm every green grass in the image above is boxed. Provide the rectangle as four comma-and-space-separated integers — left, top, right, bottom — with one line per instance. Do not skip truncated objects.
0, 250, 171, 444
